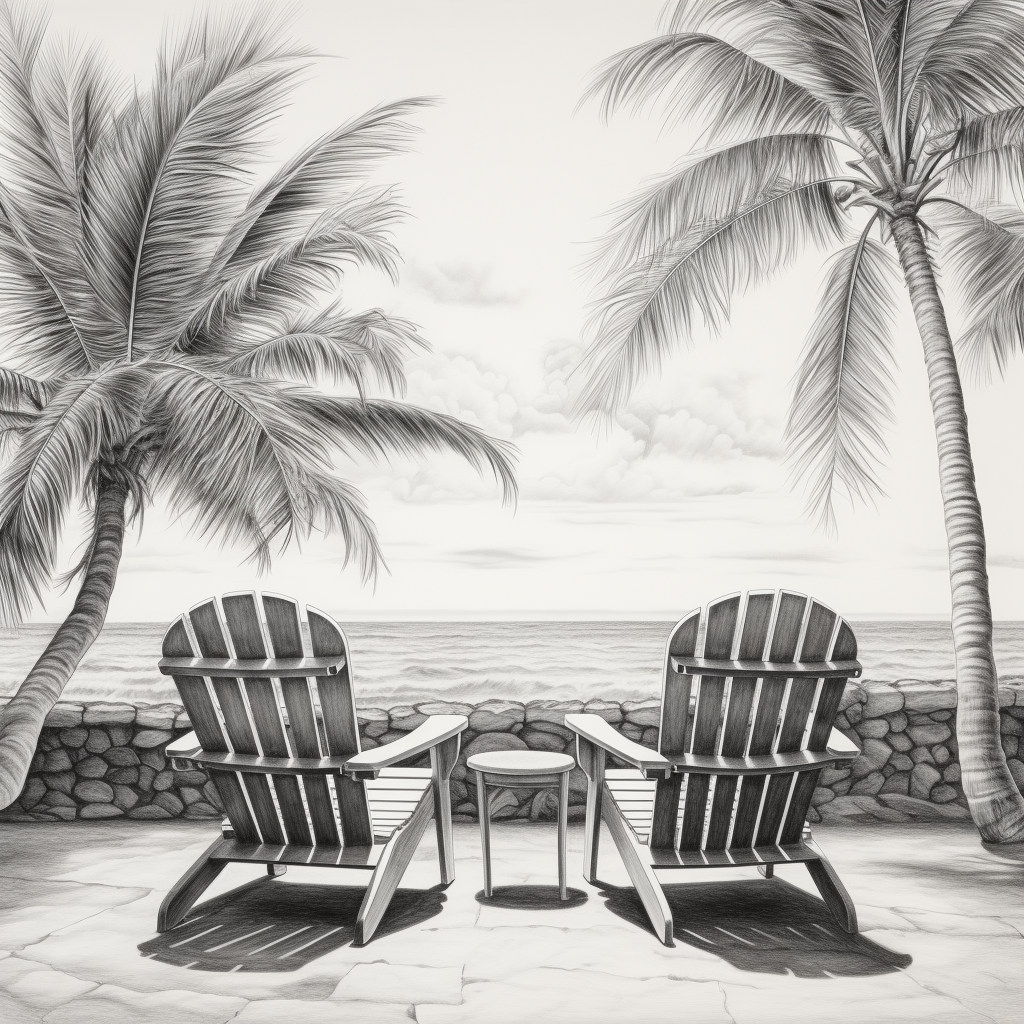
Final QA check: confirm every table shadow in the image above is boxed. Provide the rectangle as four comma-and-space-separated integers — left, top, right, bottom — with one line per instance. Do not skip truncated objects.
596, 876, 913, 979
138, 878, 446, 972
475, 884, 589, 909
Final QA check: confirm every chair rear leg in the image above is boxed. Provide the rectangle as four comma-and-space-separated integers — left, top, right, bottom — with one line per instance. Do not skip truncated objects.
355, 791, 435, 946
602, 789, 673, 946
576, 737, 604, 883
430, 734, 461, 887
157, 838, 228, 932
805, 848, 858, 933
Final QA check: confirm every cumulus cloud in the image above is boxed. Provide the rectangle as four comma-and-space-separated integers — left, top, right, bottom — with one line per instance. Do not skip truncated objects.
404, 259, 527, 306
347, 338, 788, 503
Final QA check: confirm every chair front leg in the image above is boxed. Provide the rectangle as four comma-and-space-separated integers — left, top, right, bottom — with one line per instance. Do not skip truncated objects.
430, 733, 461, 886
576, 736, 605, 883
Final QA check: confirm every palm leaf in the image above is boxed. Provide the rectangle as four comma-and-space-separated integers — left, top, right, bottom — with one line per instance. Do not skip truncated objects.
583, 32, 832, 143
911, 0, 1024, 127
943, 107, 1024, 204
216, 98, 434, 277
0, 363, 151, 623
576, 178, 846, 414
0, 366, 62, 410
182, 190, 403, 352
588, 132, 840, 280
785, 229, 902, 532
223, 305, 424, 396
932, 199, 1024, 378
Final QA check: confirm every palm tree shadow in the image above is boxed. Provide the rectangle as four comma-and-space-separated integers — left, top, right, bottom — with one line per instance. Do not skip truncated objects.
596, 877, 913, 979
138, 877, 447, 972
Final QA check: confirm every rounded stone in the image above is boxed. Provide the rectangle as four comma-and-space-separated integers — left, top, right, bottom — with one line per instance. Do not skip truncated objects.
135, 705, 178, 729
153, 770, 175, 792
622, 699, 660, 728
932, 745, 951, 766
890, 754, 914, 772
415, 700, 474, 717
178, 787, 204, 806
642, 727, 659, 748
857, 719, 889, 739
1001, 735, 1018, 760
810, 787, 834, 806
183, 802, 221, 818
908, 722, 951, 746
462, 732, 528, 759
820, 766, 850, 786
845, 702, 863, 725
79, 804, 123, 819
42, 771, 75, 795
885, 711, 908, 733
525, 720, 574, 742
75, 756, 109, 779
103, 747, 140, 767
128, 804, 173, 820
18, 778, 46, 810
388, 706, 428, 732
583, 700, 623, 724
1002, 715, 1024, 737
519, 728, 568, 753
202, 781, 222, 806
880, 771, 910, 796
59, 727, 88, 749
469, 700, 526, 733
73, 780, 114, 803
83, 702, 135, 725
862, 686, 904, 718
943, 763, 962, 783
139, 750, 166, 771
851, 738, 890, 777
849, 771, 884, 795
43, 704, 84, 728
1007, 758, 1024, 790
108, 725, 133, 746
931, 784, 958, 804
152, 791, 184, 815
133, 729, 173, 749
888, 732, 913, 753
930, 709, 953, 722
138, 766, 157, 789
108, 767, 140, 785
84, 729, 111, 754
525, 700, 584, 725
41, 791, 77, 808
620, 723, 643, 742
359, 709, 390, 738
172, 769, 208, 787
910, 762, 941, 799
43, 749, 73, 773
911, 747, 936, 764
112, 785, 139, 811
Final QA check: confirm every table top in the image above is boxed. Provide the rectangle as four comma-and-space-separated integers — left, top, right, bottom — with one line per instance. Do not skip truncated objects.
467, 751, 575, 776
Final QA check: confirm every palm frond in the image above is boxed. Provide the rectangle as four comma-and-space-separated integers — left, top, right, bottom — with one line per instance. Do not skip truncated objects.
912, 0, 1024, 127
0, 188, 96, 375
181, 189, 404, 352
0, 366, 63, 410
785, 229, 901, 532
931, 199, 1024, 378
223, 305, 424, 396
575, 178, 846, 414
587, 132, 841, 280
0, 363, 151, 624
582, 32, 832, 143
215, 98, 434, 277
943, 107, 1024, 204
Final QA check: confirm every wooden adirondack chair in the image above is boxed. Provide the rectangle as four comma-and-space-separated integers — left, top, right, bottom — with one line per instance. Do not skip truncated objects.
156, 591, 466, 945
566, 590, 862, 946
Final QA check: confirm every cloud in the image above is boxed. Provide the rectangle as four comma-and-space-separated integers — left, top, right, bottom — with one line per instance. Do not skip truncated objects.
347, 338, 789, 503
404, 259, 527, 306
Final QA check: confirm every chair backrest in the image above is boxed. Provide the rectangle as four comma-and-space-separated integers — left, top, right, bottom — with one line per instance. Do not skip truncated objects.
162, 592, 372, 849
657, 590, 857, 853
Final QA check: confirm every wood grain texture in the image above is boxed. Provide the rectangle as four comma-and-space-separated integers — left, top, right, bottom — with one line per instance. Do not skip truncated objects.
576, 736, 605, 883
431, 733, 461, 886
156, 837, 229, 931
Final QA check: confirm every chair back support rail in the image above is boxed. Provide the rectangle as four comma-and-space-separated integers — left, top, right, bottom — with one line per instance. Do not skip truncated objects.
654, 590, 860, 854
160, 591, 374, 849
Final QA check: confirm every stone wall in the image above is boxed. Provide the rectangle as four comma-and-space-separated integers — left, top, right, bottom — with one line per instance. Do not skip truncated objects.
2, 680, 1022, 826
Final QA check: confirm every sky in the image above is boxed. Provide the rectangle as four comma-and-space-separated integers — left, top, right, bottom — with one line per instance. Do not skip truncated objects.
26, 0, 1024, 622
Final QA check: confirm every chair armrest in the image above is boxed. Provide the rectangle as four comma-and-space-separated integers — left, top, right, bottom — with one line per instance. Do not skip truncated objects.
827, 726, 861, 762
344, 715, 468, 780
564, 714, 670, 779
166, 731, 202, 770
158, 655, 345, 679
670, 656, 862, 679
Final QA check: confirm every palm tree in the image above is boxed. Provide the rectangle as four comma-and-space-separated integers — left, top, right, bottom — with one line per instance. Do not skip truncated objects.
0, 3, 516, 809
575, 0, 1024, 842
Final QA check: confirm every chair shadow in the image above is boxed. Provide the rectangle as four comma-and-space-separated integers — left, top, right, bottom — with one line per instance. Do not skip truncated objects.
596, 877, 913, 979
138, 878, 447, 972
475, 884, 589, 909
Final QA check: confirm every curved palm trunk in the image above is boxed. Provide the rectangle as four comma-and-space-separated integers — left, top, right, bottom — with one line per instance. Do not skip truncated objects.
890, 210, 1024, 843
0, 480, 128, 810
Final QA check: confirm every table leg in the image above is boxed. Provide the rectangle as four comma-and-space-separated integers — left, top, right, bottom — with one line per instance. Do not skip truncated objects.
475, 770, 492, 897
558, 771, 569, 900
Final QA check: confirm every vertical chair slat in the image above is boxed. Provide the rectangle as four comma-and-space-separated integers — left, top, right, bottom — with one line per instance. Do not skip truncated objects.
679, 596, 739, 851
309, 606, 373, 847
209, 768, 260, 844
162, 616, 227, 754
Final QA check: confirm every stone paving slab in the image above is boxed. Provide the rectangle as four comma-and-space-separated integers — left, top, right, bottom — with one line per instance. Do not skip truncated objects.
0, 819, 1021, 1023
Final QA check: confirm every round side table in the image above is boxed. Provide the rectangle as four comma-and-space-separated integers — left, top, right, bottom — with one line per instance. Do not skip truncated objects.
467, 750, 575, 900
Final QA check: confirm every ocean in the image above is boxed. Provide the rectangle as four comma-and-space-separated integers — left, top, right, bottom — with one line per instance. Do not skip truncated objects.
3, 619, 1024, 708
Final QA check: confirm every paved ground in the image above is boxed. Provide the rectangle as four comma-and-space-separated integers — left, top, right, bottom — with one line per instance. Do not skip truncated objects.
0, 817, 1021, 1023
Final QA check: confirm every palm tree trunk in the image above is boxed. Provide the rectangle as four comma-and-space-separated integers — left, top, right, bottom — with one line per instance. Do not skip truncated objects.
0, 479, 128, 810
890, 209, 1024, 843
